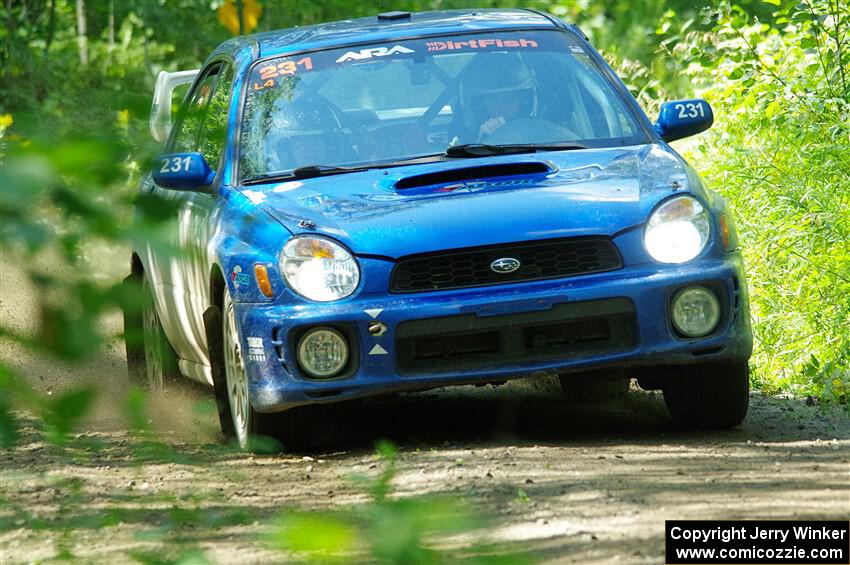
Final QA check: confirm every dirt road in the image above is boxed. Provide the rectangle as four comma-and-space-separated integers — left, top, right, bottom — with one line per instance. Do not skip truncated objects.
2, 255, 849, 564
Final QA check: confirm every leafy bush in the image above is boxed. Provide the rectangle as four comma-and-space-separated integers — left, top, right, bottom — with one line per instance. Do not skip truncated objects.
672, 0, 849, 402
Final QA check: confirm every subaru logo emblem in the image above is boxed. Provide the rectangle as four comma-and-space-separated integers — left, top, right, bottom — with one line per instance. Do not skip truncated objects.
490, 257, 521, 274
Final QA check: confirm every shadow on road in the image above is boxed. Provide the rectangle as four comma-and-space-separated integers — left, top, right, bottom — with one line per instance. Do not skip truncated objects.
275, 378, 849, 453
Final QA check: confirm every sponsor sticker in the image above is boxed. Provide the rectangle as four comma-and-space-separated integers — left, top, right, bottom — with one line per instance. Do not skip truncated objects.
425, 38, 538, 52
231, 265, 251, 289
246, 336, 265, 362
336, 45, 414, 63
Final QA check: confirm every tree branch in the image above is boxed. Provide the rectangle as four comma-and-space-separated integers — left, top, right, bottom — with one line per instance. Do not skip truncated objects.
802, 0, 838, 99
828, 0, 848, 98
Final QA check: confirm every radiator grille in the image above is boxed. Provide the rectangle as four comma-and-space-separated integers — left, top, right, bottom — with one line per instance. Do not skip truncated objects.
391, 237, 622, 293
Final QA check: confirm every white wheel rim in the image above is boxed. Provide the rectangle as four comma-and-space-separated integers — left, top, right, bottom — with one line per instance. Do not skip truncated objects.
223, 292, 251, 448
141, 278, 164, 390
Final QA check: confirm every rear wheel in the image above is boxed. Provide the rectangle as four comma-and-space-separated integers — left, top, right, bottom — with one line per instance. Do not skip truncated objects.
662, 361, 749, 429
124, 273, 179, 391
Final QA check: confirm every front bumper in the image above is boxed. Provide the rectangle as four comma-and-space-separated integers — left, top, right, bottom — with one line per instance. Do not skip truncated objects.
236, 253, 752, 412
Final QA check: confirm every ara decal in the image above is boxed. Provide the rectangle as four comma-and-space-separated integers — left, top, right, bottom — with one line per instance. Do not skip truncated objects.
336, 45, 414, 63
231, 265, 251, 289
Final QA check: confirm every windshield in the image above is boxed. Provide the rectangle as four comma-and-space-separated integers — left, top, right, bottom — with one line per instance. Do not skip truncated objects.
239, 30, 647, 180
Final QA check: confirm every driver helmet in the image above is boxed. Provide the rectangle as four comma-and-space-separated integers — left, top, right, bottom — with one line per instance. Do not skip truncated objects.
457, 52, 538, 134
265, 94, 348, 171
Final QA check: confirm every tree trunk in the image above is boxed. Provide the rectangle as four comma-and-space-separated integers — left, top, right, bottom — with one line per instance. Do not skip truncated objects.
108, 0, 114, 50
44, 0, 56, 58
235, 0, 244, 35
76, 0, 87, 65
4, 0, 12, 44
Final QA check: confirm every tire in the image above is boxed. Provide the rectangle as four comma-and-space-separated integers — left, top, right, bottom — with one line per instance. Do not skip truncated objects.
222, 288, 264, 450
221, 289, 309, 452
558, 369, 629, 402
123, 273, 179, 391
662, 361, 749, 429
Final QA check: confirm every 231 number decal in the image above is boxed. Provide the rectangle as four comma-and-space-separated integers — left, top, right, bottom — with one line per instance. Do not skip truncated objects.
253, 57, 314, 91
160, 156, 192, 173
675, 102, 706, 119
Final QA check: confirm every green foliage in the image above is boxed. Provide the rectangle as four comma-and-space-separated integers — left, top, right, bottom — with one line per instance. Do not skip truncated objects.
515, 488, 530, 504
43, 387, 96, 444
674, 0, 850, 401
0, 363, 97, 447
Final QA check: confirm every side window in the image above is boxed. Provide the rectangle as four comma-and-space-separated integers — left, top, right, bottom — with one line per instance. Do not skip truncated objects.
171, 65, 220, 153
197, 64, 234, 167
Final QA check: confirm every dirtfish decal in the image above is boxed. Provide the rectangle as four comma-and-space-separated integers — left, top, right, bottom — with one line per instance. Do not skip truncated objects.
336, 45, 414, 63
426, 38, 538, 52
231, 265, 251, 289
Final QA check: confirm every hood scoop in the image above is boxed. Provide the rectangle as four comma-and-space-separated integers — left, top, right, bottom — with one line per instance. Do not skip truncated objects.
393, 161, 555, 191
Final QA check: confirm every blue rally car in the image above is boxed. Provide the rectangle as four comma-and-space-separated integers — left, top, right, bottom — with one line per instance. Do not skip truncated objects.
124, 9, 752, 450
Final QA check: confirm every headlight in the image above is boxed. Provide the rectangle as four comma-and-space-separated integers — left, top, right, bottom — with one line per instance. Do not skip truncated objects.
645, 195, 711, 263
281, 236, 359, 301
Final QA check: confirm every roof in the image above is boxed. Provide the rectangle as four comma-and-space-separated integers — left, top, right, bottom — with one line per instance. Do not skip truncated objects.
211, 9, 565, 60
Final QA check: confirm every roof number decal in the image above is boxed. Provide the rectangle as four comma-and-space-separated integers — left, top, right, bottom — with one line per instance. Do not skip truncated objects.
253, 56, 313, 91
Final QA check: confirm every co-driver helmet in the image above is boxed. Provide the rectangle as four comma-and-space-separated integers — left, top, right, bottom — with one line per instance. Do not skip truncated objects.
457, 52, 538, 135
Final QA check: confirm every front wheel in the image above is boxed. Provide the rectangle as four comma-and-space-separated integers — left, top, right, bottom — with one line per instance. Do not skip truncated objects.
221, 289, 309, 452
222, 289, 265, 450
662, 361, 750, 429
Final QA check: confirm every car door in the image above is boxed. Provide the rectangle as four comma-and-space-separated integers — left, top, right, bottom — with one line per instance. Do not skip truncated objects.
145, 61, 234, 380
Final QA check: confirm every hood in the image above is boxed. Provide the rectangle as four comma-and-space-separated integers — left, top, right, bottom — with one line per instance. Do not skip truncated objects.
240, 143, 690, 259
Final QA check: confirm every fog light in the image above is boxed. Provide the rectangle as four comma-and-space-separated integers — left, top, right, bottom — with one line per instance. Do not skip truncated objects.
671, 286, 721, 337
297, 327, 348, 378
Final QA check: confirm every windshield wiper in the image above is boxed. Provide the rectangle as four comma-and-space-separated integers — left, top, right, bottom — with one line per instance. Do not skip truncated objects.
445, 142, 587, 158
242, 155, 457, 185
242, 165, 373, 185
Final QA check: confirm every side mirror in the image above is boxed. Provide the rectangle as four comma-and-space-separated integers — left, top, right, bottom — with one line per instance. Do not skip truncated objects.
654, 99, 714, 142
152, 152, 215, 191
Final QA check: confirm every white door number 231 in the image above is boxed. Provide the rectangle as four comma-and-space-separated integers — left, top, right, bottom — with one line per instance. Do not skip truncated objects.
675, 102, 706, 119
160, 156, 192, 173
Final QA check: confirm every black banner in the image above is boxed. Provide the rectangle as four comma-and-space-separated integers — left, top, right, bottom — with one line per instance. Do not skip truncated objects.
666, 520, 850, 564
